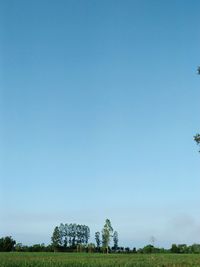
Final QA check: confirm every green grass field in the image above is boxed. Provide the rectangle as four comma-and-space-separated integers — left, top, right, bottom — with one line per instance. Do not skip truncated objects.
1, 253, 200, 267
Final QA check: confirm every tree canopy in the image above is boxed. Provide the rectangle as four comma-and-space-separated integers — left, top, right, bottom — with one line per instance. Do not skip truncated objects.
0, 236, 16, 252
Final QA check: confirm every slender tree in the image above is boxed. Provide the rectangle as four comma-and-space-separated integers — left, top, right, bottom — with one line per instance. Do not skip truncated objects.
58, 223, 65, 247
68, 224, 73, 246
51, 226, 62, 252
84, 225, 90, 244
102, 219, 113, 254
113, 231, 118, 251
95, 232, 101, 251
71, 223, 77, 247
63, 223, 69, 248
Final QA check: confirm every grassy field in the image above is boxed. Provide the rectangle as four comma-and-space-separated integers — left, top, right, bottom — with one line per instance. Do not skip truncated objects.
1, 253, 200, 267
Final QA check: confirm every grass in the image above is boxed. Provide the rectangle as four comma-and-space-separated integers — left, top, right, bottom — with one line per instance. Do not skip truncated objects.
1, 252, 200, 267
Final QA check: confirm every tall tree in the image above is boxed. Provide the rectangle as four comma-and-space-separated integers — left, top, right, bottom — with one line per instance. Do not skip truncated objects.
95, 232, 101, 251
84, 225, 90, 244
51, 226, 62, 252
113, 231, 118, 251
102, 219, 113, 254
68, 224, 73, 246
63, 223, 69, 248
58, 223, 65, 247
76, 224, 82, 245
71, 223, 77, 247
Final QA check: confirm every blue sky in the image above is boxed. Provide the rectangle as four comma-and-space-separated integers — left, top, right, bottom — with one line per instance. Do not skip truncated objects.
0, 0, 200, 248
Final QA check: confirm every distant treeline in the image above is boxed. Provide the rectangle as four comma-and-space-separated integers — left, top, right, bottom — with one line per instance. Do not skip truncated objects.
1, 219, 200, 254
2, 236, 200, 254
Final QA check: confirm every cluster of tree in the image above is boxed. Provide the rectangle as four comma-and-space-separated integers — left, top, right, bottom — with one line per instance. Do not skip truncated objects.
137, 245, 166, 254
95, 219, 118, 253
0, 236, 16, 252
170, 244, 200, 254
125, 244, 200, 254
137, 244, 200, 254
51, 223, 90, 251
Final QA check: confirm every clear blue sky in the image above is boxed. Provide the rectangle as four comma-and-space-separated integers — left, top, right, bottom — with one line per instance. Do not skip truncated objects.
0, 0, 200, 248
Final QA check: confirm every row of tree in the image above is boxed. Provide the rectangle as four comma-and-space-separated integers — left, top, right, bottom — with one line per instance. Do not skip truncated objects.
51, 223, 90, 250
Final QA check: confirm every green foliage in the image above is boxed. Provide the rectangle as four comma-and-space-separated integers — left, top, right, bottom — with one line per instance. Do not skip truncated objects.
141, 245, 155, 254
178, 244, 188, 254
170, 244, 200, 254
190, 244, 200, 254
113, 231, 119, 251
51, 223, 90, 251
171, 244, 180, 253
95, 232, 101, 250
102, 219, 113, 253
51, 226, 62, 251
138, 245, 163, 254
0, 236, 16, 252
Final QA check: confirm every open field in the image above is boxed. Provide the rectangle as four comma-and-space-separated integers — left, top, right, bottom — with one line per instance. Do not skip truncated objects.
1, 253, 200, 267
